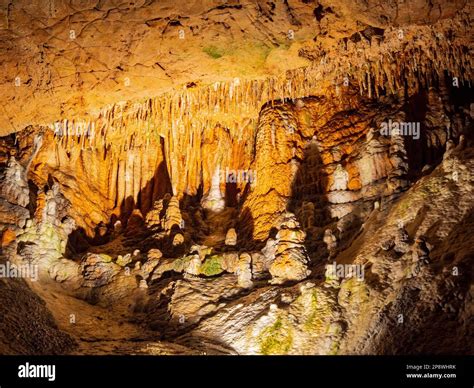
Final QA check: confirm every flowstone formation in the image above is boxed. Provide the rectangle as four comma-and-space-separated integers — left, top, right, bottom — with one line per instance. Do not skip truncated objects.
0, 0, 473, 356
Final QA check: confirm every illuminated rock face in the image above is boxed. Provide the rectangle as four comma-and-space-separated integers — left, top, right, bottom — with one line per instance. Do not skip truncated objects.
13, 91, 422, 241
0, 1, 473, 356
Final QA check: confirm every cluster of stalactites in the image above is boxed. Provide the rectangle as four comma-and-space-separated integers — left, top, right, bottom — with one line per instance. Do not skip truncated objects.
323, 15, 473, 98
49, 13, 472, 154
47, 69, 321, 154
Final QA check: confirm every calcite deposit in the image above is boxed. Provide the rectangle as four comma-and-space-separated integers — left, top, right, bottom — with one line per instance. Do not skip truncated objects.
0, 0, 472, 356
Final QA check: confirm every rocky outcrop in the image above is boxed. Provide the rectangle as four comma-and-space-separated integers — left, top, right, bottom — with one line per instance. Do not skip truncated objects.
145, 200, 164, 229
0, 156, 30, 234
225, 228, 237, 246
236, 253, 253, 289
16, 222, 74, 278
163, 196, 183, 232
81, 254, 121, 288
0, 157, 29, 208
269, 213, 311, 284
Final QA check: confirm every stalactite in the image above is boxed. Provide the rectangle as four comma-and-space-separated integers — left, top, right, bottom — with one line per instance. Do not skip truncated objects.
45, 10, 471, 213
109, 156, 118, 206
133, 152, 141, 205
117, 159, 125, 208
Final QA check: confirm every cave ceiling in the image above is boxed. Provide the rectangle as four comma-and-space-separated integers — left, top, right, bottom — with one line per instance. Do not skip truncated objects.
0, 0, 470, 134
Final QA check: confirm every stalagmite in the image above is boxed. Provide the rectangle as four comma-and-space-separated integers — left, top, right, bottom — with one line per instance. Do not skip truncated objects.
225, 228, 238, 246
201, 166, 225, 212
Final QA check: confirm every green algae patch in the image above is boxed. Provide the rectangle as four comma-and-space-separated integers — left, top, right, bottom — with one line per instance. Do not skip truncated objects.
203, 45, 226, 59
200, 255, 224, 276
99, 254, 113, 263
340, 277, 370, 304
172, 256, 191, 272
259, 316, 293, 355
296, 288, 333, 333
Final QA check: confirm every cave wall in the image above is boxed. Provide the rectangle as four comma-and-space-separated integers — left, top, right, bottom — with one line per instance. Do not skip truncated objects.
12, 80, 470, 245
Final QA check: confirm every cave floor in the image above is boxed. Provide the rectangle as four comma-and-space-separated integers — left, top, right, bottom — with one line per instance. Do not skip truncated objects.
29, 279, 192, 355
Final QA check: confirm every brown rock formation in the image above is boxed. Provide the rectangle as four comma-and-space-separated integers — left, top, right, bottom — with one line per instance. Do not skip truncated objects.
0, 0, 472, 357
